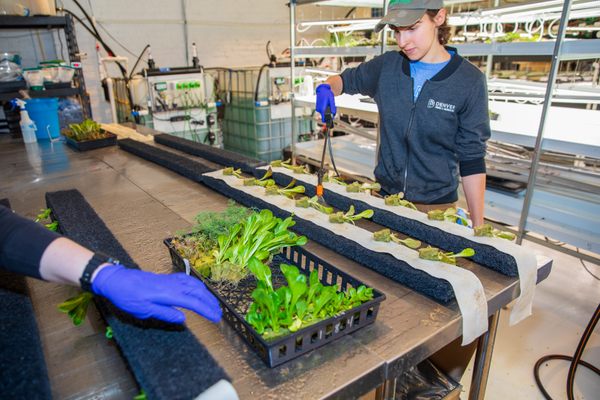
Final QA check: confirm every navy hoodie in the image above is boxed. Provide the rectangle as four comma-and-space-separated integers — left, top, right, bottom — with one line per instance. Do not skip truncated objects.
341, 48, 491, 204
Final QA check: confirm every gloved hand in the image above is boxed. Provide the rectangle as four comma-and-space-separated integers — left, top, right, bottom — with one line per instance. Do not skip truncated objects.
456, 207, 472, 228
92, 264, 222, 324
315, 83, 337, 123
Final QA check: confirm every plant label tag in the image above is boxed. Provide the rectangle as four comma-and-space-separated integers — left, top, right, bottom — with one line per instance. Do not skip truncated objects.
183, 258, 191, 275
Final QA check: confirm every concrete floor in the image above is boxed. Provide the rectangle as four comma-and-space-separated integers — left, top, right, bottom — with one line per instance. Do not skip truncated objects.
460, 239, 600, 399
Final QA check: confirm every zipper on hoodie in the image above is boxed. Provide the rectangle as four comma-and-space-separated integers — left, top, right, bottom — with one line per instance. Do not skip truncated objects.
403, 78, 426, 194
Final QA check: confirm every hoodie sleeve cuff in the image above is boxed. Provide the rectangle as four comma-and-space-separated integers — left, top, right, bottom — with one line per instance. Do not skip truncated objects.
459, 157, 486, 177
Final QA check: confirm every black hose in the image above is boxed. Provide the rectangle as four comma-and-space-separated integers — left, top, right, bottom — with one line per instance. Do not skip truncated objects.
533, 303, 600, 399
72, 0, 103, 40
327, 126, 340, 177
128, 44, 150, 80
60, 9, 128, 78
254, 63, 269, 103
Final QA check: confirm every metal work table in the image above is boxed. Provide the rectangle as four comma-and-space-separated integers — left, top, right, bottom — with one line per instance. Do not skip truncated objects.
0, 135, 551, 399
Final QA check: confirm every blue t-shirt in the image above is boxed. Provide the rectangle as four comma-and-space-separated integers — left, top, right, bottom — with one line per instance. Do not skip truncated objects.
409, 51, 454, 100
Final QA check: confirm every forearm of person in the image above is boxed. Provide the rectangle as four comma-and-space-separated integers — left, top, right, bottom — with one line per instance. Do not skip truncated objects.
325, 75, 343, 96
39, 237, 110, 286
462, 173, 486, 227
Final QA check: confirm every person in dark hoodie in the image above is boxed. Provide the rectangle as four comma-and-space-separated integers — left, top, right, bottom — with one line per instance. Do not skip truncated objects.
316, 0, 490, 227
0, 205, 222, 324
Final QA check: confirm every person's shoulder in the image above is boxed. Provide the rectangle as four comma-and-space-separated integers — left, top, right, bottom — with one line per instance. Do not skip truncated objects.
455, 55, 485, 80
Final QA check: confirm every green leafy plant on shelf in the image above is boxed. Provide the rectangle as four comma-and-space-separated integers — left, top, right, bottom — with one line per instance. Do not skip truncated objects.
245, 258, 374, 339
372, 228, 421, 249
474, 223, 516, 241
329, 205, 374, 224
63, 119, 108, 142
418, 246, 475, 265
427, 207, 469, 226
383, 193, 418, 210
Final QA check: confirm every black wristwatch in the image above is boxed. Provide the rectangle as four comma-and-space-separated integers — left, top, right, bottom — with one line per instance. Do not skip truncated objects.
80, 252, 119, 292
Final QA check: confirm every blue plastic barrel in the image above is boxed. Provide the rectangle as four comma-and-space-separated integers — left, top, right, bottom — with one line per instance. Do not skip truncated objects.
26, 98, 60, 140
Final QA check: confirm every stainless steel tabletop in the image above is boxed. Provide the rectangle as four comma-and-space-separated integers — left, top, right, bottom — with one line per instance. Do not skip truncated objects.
0, 136, 551, 400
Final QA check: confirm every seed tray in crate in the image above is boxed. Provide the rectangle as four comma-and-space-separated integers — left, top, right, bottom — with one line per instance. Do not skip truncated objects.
65, 130, 117, 151
165, 238, 385, 368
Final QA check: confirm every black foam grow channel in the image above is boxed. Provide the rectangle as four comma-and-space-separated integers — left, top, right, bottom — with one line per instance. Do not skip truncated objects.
45, 189, 229, 399
201, 176, 455, 303
118, 138, 215, 182
0, 199, 52, 400
154, 133, 265, 174
262, 170, 518, 277
112, 142, 454, 302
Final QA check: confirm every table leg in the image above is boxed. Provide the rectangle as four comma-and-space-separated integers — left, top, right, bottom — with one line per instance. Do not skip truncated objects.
468, 310, 500, 400
374, 378, 397, 400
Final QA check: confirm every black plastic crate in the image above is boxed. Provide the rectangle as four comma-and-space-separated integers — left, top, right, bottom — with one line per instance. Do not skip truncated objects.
165, 238, 385, 368
65, 131, 117, 151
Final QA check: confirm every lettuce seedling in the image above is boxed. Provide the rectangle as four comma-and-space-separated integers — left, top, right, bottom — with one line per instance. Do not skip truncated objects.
323, 175, 346, 186
58, 292, 93, 326
329, 205, 374, 224
245, 261, 375, 338
212, 210, 307, 282
345, 181, 381, 193
418, 246, 475, 265
223, 167, 243, 178
295, 195, 333, 214
372, 228, 421, 249
384, 193, 418, 210
427, 207, 469, 226
474, 223, 516, 241
270, 159, 292, 168
265, 179, 305, 198
243, 168, 275, 187
270, 159, 309, 174
34, 208, 52, 222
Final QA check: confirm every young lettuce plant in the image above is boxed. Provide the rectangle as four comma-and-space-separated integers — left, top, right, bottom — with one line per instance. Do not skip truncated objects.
345, 181, 381, 193
295, 195, 334, 214
270, 159, 309, 174
223, 167, 243, 178
34, 208, 59, 231
418, 246, 475, 265
212, 210, 307, 282
323, 175, 346, 186
265, 179, 305, 198
474, 223, 516, 241
384, 193, 418, 210
245, 259, 374, 338
58, 292, 94, 326
427, 207, 469, 226
329, 205, 374, 224
372, 228, 421, 249
243, 168, 275, 187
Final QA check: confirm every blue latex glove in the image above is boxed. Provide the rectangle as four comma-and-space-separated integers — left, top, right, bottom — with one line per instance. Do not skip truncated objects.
315, 83, 337, 123
456, 207, 472, 228
92, 265, 222, 324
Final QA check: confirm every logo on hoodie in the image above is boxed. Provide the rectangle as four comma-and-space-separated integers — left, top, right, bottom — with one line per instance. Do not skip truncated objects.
427, 98, 456, 113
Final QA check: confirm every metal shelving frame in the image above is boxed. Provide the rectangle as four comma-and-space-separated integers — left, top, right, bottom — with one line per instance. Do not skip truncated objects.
0, 15, 92, 119
288, 1, 592, 398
